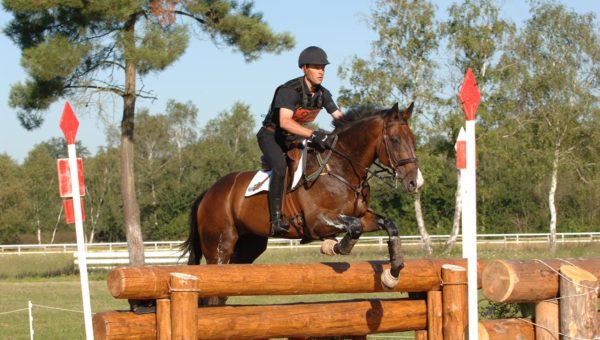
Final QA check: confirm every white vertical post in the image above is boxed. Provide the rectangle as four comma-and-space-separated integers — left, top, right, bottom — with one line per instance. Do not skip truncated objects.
60, 102, 94, 340
462, 119, 478, 340
28, 300, 34, 340
459, 67, 480, 340
67, 144, 94, 340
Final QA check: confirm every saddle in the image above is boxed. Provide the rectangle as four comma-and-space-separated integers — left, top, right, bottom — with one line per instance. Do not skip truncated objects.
260, 141, 304, 190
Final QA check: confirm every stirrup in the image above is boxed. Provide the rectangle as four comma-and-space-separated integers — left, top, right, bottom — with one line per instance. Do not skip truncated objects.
270, 218, 289, 237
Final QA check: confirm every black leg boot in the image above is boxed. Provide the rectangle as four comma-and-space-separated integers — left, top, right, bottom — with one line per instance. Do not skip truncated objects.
268, 175, 289, 236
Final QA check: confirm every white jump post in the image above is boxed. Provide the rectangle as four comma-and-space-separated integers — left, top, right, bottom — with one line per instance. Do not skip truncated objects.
59, 101, 94, 339
458, 67, 480, 340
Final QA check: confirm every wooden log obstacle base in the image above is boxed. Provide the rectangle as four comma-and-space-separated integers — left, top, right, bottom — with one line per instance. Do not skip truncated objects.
95, 259, 482, 339
482, 258, 600, 339
481, 258, 600, 303
96, 258, 600, 339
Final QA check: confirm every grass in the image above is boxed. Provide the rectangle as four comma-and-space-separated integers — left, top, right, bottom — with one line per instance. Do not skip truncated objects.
0, 241, 598, 339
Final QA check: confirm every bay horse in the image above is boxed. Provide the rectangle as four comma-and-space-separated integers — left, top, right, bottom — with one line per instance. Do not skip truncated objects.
182, 102, 423, 301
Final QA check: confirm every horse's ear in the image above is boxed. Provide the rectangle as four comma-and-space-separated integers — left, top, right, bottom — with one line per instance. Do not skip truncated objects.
388, 103, 400, 120
402, 102, 414, 121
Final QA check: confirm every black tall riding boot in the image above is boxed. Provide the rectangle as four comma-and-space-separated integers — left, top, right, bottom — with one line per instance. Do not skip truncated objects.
268, 175, 289, 236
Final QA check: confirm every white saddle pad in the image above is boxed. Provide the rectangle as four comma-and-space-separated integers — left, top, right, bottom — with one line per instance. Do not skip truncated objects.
245, 141, 307, 197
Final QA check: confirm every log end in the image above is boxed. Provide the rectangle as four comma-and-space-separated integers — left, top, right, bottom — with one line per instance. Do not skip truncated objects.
482, 260, 515, 302
93, 312, 110, 339
560, 265, 598, 283
107, 268, 127, 298
478, 322, 490, 340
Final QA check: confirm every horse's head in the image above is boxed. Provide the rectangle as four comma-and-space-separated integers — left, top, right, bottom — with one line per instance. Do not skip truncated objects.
377, 103, 424, 194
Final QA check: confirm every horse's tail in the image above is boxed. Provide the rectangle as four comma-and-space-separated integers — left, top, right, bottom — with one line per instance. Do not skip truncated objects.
181, 191, 206, 265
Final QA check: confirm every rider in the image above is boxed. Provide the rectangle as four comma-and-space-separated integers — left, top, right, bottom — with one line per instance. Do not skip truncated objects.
257, 46, 344, 237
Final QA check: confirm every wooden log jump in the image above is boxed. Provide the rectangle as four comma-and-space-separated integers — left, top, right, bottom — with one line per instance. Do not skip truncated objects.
94, 298, 426, 339
482, 258, 600, 339
108, 259, 484, 300
95, 259, 482, 339
482, 258, 600, 303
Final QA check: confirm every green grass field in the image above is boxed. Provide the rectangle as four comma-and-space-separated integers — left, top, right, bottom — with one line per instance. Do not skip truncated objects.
0, 242, 598, 339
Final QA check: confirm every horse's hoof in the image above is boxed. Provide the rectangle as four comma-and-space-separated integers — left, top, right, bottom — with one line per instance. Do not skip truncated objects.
320, 239, 338, 256
381, 269, 399, 290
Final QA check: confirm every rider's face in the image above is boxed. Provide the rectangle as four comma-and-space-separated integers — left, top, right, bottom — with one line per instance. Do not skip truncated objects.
302, 64, 326, 88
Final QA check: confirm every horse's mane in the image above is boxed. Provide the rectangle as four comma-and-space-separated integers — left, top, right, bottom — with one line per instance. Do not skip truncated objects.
331, 105, 387, 133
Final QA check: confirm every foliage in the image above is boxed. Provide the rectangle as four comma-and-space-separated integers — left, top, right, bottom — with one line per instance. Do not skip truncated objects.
2, 1, 600, 243
0, 154, 29, 243
3, 0, 294, 127
480, 301, 523, 320
4, 0, 295, 264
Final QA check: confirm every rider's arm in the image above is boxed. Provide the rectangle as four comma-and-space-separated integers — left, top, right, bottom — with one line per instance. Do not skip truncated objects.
323, 88, 343, 120
279, 107, 314, 138
331, 110, 344, 120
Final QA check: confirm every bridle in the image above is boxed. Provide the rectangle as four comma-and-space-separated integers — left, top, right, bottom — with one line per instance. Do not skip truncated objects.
380, 119, 419, 179
305, 117, 419, 203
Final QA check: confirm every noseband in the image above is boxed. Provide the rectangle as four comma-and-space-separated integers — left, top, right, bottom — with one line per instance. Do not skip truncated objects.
381, 120, 418, 178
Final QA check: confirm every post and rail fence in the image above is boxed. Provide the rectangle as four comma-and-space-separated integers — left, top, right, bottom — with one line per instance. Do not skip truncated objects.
1, 232, 598, 255
2, 232, 598, 269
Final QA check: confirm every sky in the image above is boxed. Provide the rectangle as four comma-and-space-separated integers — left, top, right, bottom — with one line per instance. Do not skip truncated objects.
1, 0, 598, 164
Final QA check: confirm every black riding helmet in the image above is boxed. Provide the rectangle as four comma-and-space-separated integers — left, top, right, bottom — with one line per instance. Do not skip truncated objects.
298, 46, 330, 68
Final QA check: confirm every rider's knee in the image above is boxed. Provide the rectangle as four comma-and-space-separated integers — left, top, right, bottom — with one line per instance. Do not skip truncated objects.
271, 161, 286, 177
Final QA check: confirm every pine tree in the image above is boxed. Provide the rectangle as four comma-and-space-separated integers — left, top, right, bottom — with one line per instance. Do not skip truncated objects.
4, 0, 294, 265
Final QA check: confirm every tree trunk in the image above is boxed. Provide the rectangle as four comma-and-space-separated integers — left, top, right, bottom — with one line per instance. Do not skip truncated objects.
35, 203, 42, 244
121, 15, 145, 266
50, 205, 63, 244
445, 170, 463, 254
414, 193, 433, 255
548, 146, 559, 253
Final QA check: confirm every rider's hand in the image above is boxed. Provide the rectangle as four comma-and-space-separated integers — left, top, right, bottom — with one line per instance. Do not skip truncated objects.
310, 129, 332, 150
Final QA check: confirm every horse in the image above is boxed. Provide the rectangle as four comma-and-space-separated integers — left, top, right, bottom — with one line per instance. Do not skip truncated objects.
181, 102, 423, 303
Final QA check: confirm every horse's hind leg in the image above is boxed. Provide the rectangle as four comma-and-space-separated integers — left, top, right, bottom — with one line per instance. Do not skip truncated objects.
332, 215, 363, 255
230, 234, 268, 264
200, 226, 238, 306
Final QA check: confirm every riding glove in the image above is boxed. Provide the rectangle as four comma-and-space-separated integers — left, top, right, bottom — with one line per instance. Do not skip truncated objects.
310, 129, 332, 150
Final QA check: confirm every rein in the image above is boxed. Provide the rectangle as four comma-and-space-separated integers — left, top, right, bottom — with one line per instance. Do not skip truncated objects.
304, 119, 418, 211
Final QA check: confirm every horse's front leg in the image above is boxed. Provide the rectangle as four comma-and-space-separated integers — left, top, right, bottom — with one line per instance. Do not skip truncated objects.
361, 211, 405, 290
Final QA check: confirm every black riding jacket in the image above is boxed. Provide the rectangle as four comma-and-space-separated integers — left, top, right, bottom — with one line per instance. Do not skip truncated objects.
262, 76, 338, 130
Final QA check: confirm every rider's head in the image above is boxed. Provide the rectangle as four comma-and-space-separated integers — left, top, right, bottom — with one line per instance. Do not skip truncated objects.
298, 46, 329, 87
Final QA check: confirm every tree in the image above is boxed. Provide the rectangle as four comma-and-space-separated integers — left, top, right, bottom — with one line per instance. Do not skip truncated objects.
0, 154, 29, 244
495, 1, 600, 251
21, 143, 63, 244
4, 0, 294, 265
439, 0, 515, 251
338, 0, 440, 254
84, 146, 122, 243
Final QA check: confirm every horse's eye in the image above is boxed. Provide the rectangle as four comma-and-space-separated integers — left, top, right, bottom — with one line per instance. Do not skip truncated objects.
390, 136, 400, 144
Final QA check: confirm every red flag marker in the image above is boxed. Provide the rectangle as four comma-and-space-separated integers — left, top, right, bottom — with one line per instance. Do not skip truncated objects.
455, 128, 467, 170
459, 68, 481, 121
59, 101, 79, 145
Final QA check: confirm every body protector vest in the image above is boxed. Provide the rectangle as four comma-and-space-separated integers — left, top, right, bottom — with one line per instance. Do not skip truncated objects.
262, 77, 325, 129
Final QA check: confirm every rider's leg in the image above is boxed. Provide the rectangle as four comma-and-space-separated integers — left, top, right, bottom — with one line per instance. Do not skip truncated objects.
257, 128, 289, 236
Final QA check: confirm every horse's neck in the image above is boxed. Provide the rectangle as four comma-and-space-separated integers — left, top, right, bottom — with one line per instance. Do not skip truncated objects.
335, 118, 381, 169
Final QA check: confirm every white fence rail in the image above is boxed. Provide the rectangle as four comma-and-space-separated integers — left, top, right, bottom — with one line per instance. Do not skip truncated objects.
2, 232, 599, 255
3, 232, 598, 268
